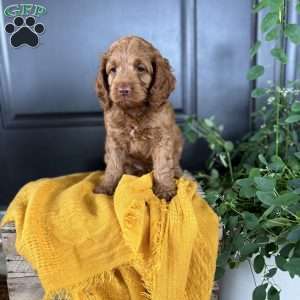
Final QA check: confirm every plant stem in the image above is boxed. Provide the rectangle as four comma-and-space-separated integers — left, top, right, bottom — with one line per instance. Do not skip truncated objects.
226, 151, 234, 183
282, 207, 300, 220
275, 93, 280, 156
285, 116, 290, 159
275, 1, 287, 157
230, 206, 242, 216
279, 1, 287, 89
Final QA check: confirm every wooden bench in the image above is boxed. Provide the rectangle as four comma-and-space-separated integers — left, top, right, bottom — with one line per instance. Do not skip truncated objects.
1, 223, 43, 300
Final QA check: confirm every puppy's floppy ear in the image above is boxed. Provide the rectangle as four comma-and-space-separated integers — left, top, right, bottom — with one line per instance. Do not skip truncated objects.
148, 53, 176, 108
95, 53, 111, 110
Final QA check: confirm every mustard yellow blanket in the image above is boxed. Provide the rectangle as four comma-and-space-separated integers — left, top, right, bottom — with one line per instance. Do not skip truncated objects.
1, 171, 219, 300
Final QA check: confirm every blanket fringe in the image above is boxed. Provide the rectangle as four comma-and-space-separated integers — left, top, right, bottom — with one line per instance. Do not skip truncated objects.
44, 267, 156, 300
44, 270, 115, 300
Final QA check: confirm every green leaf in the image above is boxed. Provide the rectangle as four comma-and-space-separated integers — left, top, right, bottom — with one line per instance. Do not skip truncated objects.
247, 65, 265, 80
291, 101, 300, 113
243, 212, 259, 229
285, 114, 300, 123
274, 192, 300, 206
288, 156, 300, 172
292, 129, 299, 145
184, 131, 198, 143
217, 252, 230, 266
288, 178, 300, 189
204, 118, 214, 127
210, 168, 219, 178
293, 187, 300, 194
268, 286, 280, 300
258, 154, 268, 166
227, 215, 239, 229
266, 27, 280, 41
261, 12, 278, 33
257, 191, 275, 206
275, 255, 287, 271
297, 3, 300, 14
219, 153, 228, 167
236, 178, 255, 198
254, 177, 276, 191
240, 243, 259, 258
236, 178, 253, 187
182, 124, 198, 143
233, 235, 245, 249
267, 0, 283, 10
205, 191, 219, 205
287, 226, 300, 242
271, 47, 288, 64
269, 155, 285, 172
250, 168, 261, 178
250, 41, 262, 58
284, 257, 300, 276
280, 244, 294, 258
294, 241, 300, 257
253, 0, 268, 12
265, 267, 277, 278
214, 266, 225, 280
295, 153, 300, 160
255, 235, 269, 244
224, 141, 234, 152
217, 203, 228, 215
285, 24, 300, 44
240, 186, 256, 198
251, 88, 266, 98
254, 254, 265, 273
252, 284, 267, 300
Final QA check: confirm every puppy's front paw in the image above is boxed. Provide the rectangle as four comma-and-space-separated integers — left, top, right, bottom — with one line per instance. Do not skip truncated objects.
93, 184, 114, 195
153, 183, 177, 202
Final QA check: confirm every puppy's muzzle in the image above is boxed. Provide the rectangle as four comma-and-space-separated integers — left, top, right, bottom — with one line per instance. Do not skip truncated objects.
118, 84, 132, 97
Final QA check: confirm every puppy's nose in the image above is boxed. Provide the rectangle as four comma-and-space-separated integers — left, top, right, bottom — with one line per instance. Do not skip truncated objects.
118, 85, 131, 96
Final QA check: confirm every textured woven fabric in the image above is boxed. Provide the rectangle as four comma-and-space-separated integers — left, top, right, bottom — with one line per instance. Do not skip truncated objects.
1, 171, 219, 300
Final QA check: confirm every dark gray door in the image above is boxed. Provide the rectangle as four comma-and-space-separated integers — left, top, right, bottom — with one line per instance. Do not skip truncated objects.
0, 0, 252, 207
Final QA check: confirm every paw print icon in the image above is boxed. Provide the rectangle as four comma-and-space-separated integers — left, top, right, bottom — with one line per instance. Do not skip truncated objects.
5, 16, 45, 48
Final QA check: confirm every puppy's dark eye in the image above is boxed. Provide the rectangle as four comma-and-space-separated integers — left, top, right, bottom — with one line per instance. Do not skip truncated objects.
109, 67, 117, 75
136, 64, 146, 73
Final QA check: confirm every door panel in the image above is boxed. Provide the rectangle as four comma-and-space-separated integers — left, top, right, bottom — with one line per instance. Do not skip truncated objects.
1, 0, 191, 129
0, 0, 252, 206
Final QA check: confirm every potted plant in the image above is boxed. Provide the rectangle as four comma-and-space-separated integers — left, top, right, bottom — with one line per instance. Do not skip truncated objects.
183, 1, 300, 299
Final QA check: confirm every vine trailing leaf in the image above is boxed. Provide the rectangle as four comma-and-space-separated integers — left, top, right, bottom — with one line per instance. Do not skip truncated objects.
183, 1, 300, 299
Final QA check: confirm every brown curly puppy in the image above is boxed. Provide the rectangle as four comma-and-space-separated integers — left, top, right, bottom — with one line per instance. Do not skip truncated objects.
94, 36, 183, 201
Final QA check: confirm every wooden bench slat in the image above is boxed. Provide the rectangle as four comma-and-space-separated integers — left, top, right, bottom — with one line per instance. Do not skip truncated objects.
7, 277, 44, 300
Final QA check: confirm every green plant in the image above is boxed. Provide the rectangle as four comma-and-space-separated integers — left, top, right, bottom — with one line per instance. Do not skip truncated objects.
183, 1, 300, 299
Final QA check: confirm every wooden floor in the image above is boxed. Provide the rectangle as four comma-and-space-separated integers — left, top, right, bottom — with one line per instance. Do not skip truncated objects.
0, 275, 8, 300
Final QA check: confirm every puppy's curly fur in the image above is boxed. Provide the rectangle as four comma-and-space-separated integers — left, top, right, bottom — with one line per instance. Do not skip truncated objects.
94, 36, 183, 201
